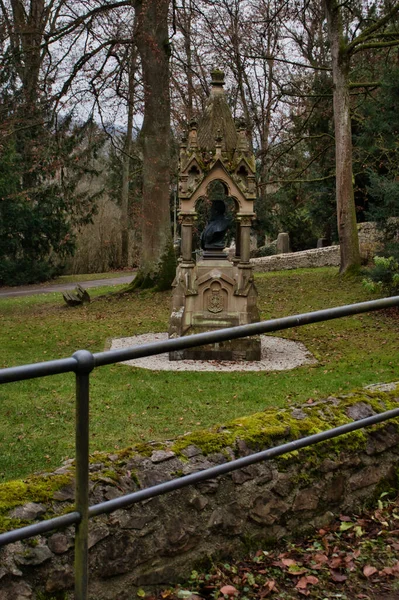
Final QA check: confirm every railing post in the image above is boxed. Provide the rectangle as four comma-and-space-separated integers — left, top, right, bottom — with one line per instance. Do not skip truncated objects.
73, 350, 94, 600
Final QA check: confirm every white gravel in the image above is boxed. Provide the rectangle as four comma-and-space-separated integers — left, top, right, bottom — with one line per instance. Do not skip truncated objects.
110, 333, 317, 372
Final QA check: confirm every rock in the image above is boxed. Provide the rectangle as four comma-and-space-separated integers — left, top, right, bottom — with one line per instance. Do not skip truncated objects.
53, 482, 75, 501
346, 402, 376, 421
366, 424, 399, 454
196, 478, 219, 494
166, 521, 199, 554
256, 464, 273, 485
236, 439, 252, 456
365, 382, 399, 392
45, 566, 74, 593
349, 465, 395, 490
207, 508, 224, 529
150, 450, 175, 463
312, 511, 335, 529
139, 470, 168, 488
271, 473, 293, 496
181, 445, 203, 458
89, 462, 105, 472
249, 496, 289, 525
188, 493, 208, 511
53, 465, 72, 475
207, 504, 243, 535
9, 502, 46, 520
320, 458, 340, 473
0, 581, 32, 599
47, 533, 71, 554
0, 542, 24, 577
291, 408, 307, 420
88, 524, 109, 549
293, 487, 320, 511
324, 476, 346, 504
93, 532, 142, 577
14, 545, 53, 566
232, 465, 260, 484
182, 459, 214, 475
104, 486, 123, 501
207, 452, 228, 464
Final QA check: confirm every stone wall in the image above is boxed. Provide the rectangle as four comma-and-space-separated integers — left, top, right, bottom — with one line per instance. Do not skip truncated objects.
251, 222, 388, 273
1, 383, 399, 600
357, 222, 384, 261
251, 246, 340, 272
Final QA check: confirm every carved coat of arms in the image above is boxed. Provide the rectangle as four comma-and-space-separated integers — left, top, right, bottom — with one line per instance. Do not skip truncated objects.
207, 286, 224, 313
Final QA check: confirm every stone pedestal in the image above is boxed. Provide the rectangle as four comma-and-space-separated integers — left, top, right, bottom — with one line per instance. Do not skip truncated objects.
169, 258, 261, 361
276, 232, 290, 254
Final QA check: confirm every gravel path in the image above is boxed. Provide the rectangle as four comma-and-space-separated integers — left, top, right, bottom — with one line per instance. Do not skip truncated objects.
110, 333, 317, 372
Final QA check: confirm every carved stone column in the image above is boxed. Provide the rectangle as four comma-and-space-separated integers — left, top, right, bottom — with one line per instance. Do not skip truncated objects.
180, 214, 196, 263
238, 216, 253, 264
233, 221, 241, 264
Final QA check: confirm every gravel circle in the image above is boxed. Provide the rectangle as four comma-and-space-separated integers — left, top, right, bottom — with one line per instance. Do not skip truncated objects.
110, 333, 317, 372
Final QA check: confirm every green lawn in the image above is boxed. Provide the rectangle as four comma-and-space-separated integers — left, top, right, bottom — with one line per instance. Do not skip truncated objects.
0, 267, 398, 481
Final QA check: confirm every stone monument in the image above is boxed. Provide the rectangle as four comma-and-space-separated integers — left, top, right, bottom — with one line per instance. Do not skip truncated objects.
169, 69, 261, 361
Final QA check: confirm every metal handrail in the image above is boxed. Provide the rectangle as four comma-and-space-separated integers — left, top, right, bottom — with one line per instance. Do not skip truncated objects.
0, 295, 398, 600
1, 296, 398, 383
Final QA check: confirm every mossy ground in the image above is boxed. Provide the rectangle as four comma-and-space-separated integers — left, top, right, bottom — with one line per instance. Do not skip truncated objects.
0, 473, 73, 532
0, 267, 398, 482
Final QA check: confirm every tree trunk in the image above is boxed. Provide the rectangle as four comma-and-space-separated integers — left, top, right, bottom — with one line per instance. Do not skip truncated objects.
134, 0, 171, 278
121, 46, 137, 268
324, 0, 360, 274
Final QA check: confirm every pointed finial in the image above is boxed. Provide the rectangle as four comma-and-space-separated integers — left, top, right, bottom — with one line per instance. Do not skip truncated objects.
210, 69, 225, 95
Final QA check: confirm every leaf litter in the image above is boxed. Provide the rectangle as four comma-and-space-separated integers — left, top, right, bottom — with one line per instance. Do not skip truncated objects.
149, 492, 399, 599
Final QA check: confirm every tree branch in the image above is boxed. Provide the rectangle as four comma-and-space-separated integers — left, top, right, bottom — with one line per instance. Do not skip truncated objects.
244, 53, 331, 71
346, 3, 399, 54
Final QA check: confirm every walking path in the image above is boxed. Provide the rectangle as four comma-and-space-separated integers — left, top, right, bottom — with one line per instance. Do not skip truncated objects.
0, 272, 135, 298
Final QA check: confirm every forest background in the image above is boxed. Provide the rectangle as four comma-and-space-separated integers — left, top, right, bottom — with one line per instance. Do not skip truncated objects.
1, 0, 399, 286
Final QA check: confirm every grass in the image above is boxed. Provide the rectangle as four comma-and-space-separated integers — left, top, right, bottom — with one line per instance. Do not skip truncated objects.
0, 266, 398, 482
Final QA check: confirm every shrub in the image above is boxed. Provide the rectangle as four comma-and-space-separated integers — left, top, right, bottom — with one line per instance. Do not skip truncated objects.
362, 255, 399, 296
251, 243, 277, 258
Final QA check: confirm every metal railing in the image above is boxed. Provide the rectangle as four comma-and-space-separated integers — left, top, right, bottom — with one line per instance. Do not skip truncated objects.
1, 296, 399, 600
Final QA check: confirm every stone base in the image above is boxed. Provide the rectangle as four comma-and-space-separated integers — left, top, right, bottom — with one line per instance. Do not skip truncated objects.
202, 249, 228, 260
169, 259, 261, 362
169, 335, 261, 361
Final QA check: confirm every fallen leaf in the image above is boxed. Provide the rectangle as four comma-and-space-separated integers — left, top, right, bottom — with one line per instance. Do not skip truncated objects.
363, 565, 378, 578
259, 580, 276, 597
330, 570, 347, 582
281, 558, 296, 567
313, 553, 328, 564
296, 575, 319, 589
220, 585, 239, 597
328, 557, 343, 569
380, 567, 394, 576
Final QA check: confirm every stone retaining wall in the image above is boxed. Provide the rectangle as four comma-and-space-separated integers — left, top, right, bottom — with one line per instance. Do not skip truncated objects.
251, 246, 340, 272
1, 384, 399, 600
251, 222, 388, 272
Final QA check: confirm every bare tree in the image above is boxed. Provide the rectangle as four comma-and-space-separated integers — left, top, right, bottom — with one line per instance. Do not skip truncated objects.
324, 0, 399, 273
